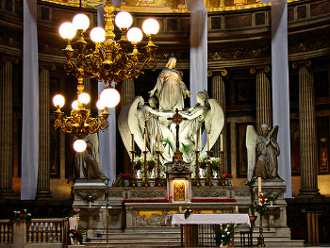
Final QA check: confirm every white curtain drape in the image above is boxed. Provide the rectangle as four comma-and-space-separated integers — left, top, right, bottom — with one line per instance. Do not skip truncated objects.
97, 3, 122, 185
21, 0, 39, 200
261, 0, 291, 198
186, 0, 208, 107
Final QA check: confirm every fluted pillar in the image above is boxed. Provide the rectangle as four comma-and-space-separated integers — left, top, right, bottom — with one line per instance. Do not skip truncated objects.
0, 56, 15, 197
250, 66, 272, 131
209, 69, 227, 171
36, 64, 54, 199
293, 60, 321, 198
120, 78, 135, 106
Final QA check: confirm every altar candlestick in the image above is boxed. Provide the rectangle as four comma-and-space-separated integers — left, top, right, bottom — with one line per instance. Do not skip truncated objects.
258, 177, 262, 203
195, 133, 198, 151
131, 133, 135, 151
220, 133, 224, 151
157, 133, 160, 151
144, 132, 147, 151
207, 133, 210, 151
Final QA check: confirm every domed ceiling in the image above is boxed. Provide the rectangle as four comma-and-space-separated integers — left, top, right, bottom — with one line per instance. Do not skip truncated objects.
41, 0, 300, 12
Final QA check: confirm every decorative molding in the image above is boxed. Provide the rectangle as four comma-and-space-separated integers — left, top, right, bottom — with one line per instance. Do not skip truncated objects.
209, 47, 270, 61
130, 190, 165, 199
193, 190, 227, 198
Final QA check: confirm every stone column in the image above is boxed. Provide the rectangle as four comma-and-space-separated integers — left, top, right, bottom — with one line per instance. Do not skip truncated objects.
209, 69, 227, 171
293, 60, 321, 198
36, 64, 55, 199
0, 55, 16, 197
120, 78, 135, 106
250, 66, 272, 131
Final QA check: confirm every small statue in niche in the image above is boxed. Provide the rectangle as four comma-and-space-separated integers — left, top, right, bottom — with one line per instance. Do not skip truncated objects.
246, 124, 281, 182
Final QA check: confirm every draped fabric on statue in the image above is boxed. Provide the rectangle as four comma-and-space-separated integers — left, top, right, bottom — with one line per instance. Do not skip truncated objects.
97, 3, 121, 185
261, 0, 291, 197
186, 0, 208, 107
21, 0, 39, 200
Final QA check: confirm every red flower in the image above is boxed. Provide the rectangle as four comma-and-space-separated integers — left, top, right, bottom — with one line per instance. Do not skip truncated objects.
223, 174, 232, 178
121, 174, 132, 180
200, 162, 206, 169
19, 213, 24, 218
88, 198, 92, 201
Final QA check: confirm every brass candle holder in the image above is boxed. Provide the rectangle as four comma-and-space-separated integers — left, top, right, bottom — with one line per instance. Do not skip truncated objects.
130, 150, 136, 187
205, 150, 212, 186
218, 150, 225, 186
258, 214, 265, 246
194, 150, 200, 186
155, 150, 162, 187
142, 150, 149, 187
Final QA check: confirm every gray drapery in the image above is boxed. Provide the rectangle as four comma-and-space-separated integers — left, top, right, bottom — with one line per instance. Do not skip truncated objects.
97, 3, 121, 185
186, 0, 208, 107
21, 0, 39, 200
261, 0, 291, 197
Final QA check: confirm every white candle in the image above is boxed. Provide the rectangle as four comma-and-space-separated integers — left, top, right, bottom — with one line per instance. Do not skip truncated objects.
220, 133, 223, 151
258, 177, 262, 198
235, 205, 239, 213
195, 133, 198, 151
179, 206, 182, 213
207, 133, 210, 151
131, 133, 134, 151
144, 132, 147, 151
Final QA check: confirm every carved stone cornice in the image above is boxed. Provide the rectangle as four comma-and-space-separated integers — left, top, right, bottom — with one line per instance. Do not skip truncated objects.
292, 60, 312, 70
250, 65, 270, 74
39, 62, 56, 71
209, 46, 270, 61
207, 69, 228, 77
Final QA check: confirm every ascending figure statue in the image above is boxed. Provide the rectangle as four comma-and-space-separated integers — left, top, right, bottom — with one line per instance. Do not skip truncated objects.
246, 124, 280, 182
149, 57, 190, 111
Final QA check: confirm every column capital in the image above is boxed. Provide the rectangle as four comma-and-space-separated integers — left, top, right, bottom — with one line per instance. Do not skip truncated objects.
250, 65, 270, 74
39, 62, 56, 71
292, 60, 311, 70
207, 69, 227, 77
0, 54, 19, 64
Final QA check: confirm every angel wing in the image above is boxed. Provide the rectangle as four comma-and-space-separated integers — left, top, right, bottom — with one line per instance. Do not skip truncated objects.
127, 96, 147, 153
269, 125, 279, 141
246, 125, 258, 182
202, 99, 224, 154
118, 102, 134, 160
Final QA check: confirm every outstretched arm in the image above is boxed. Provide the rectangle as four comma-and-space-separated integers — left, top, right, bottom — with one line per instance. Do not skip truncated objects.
143, 105, 174, 117
180, 106, 205, 120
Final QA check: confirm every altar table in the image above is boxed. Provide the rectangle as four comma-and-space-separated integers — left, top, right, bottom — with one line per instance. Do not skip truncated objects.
166, 214, 251, 247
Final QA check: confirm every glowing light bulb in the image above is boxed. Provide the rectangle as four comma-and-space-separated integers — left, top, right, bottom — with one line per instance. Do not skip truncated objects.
72, 13, 90, 31
73, 139, 87, 153
100, 88, 120, 108
115, 11, 133, 30
127, 27, 143, 44
72, 100, 79, 110
78, 93, 90, 105
142, 18, 160, 36
90, 27, 106, 43
53, 94, 65, 108
59, 22, 76, 39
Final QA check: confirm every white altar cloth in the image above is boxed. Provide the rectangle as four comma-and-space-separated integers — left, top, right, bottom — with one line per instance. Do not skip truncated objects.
166, 214, 251, 226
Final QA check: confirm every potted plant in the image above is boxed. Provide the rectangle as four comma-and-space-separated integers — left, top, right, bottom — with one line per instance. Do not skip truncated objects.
210, 157, 220, 177
147, 156, 157, 178
255, 192, 278, 216
214, 224, 235, 247
84, 195, 94, 207
68, 225, 85, 245
223, 174, 233, 186
134, 156, 144, 178
198, 156, 208, 178
121, 173, 132, 186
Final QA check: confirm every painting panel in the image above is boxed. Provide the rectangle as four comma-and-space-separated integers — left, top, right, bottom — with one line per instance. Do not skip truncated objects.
317, 116, 329, 175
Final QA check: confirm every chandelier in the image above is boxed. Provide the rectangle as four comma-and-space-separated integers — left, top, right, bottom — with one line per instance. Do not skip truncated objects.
53, 0, 159, 152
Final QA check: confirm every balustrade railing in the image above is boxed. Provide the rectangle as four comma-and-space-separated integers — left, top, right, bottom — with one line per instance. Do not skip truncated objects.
0, 218, 68, 247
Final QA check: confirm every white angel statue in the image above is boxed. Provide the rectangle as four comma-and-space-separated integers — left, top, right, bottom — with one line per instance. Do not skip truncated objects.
246, 123, 280, 182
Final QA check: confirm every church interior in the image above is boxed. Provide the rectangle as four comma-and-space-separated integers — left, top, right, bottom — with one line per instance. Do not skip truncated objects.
0, 0, 330, 247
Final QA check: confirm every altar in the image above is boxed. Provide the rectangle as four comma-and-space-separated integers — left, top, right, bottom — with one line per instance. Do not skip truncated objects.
166, 213, 251, 247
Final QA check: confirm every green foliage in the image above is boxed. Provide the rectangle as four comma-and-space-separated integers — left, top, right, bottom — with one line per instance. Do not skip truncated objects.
214, 224, 235, 246
254, 192, 278, 216
69, 225, 85, 244
11, 209, 32, 223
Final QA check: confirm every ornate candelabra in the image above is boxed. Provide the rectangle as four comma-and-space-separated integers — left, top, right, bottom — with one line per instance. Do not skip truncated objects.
258, 215, 265, 246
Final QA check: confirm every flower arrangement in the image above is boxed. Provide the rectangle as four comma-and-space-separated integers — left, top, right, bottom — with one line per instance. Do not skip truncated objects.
146, 156, 157, 172
134, 156, 143, 171
210, 157, 220, 172
121, 173, 132, 180
84, 195, 94, 204
198, 156, 208, 169
223, 174, 232, 178
68, 225, 85, 244
214, 224, 235, 246
184, 207, 193, 219
255, 192, 278, 216
66, 209, 79, 218
12, 209, 32, 222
